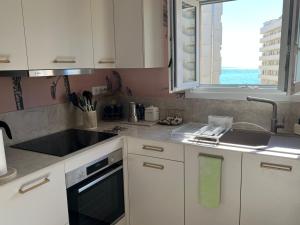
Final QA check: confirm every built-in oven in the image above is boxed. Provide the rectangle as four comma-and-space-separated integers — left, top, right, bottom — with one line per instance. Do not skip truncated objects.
66, 149, 124, 225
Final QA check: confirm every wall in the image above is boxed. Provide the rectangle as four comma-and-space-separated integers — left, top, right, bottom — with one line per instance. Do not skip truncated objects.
0, 70, 111, 114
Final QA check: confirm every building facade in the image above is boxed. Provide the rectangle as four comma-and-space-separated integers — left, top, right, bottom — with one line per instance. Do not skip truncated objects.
260, 17, 282, 85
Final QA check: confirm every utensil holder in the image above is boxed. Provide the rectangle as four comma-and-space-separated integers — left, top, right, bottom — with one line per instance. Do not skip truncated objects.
83, 111, 98, 129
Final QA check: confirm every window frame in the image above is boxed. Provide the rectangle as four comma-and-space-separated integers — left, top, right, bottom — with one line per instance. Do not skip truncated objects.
169, 0, 298, 98
169, 0, 201, 92
288, 0, 300, 94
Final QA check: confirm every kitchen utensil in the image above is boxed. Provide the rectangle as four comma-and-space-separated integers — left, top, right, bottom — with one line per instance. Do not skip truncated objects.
128, 102, 138, 123
69, 92, 84, 111
83, 91, 93, 105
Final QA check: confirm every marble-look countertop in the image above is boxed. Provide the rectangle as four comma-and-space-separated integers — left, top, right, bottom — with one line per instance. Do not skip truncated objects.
3, 121, 300, 186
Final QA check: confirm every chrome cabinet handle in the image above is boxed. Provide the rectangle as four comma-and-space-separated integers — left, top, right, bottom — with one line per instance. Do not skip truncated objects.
143, 162, 164, 170
98, 59, 115, 64
261, 162, 292, 172
19, 177, 50, 194
142, 145, 164, 152
53, 59, 76, 63
0, 59, 10, 63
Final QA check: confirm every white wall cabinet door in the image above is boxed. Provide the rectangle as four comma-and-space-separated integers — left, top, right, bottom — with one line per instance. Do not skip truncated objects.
91, 0, 116, 69
114, 0, 164, 68
128, 154, 184, 225
0, 0, 28, 70
241, 153, 300, 225
0, 163, 69, 225
185, 145, 241, 225
22, 0, 94, 70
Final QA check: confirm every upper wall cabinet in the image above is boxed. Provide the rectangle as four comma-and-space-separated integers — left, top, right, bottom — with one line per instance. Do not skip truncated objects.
114, 0, 164, 68
22, 0, 94, 70
0, 0, 28, 71
91, 0, 116, 69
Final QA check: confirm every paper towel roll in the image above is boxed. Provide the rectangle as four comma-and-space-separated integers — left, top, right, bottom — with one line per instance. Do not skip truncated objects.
0, 130, 8, 176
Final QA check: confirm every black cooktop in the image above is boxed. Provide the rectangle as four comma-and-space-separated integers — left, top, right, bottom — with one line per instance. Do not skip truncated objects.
11, 129, 117, 157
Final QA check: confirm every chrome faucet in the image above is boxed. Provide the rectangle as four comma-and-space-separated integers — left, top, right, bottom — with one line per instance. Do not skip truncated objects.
246, 96, 284, 133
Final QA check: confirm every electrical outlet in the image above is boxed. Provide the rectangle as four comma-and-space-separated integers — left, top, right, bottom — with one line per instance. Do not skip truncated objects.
92, 86, 107, 96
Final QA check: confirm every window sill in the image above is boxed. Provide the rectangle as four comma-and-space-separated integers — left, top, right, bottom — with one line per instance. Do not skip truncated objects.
185, 87, 300, 102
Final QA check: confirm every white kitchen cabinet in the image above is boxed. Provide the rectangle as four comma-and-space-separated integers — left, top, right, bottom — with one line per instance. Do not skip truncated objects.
241, 153, 300, 225
114, 0, 164, 68
185, 145, 241, 225
127, 154, 184, 225
22, 0, 94, 70
127, 137, 184, 162
0, 163, 69, 225
0, 0, 28, 70
91, 0, 116, 68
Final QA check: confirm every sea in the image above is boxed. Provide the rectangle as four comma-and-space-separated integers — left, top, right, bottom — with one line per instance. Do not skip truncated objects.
219, 68, 261, 85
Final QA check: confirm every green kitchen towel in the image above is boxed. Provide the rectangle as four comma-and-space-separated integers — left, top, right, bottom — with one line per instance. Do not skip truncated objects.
198, 154, 222, 208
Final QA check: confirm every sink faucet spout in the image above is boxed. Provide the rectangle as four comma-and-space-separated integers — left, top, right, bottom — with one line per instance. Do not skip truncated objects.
246, 96, 284, 133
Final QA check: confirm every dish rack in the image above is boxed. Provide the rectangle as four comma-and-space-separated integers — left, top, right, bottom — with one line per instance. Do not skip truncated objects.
171, 122, 231, 144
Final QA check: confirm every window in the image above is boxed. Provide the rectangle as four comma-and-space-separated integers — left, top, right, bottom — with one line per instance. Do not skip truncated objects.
169, 0, 300, 97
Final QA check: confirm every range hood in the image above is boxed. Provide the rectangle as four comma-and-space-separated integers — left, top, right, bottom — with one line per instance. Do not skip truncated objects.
0, 68, 94, 77
28, 68, 94, 77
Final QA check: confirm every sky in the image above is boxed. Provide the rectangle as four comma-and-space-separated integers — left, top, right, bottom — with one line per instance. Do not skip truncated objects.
221, 0, 283, 69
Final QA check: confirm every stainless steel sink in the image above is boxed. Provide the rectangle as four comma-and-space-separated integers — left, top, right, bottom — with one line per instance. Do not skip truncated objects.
220, 129, 271, 149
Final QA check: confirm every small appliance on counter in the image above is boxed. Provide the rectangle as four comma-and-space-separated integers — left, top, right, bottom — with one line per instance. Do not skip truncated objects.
294, 118, 300, 135
128, 102, 138, 123
0, 121, 17, 183
136, 103, 145, 120
145, 106, 160, 122
102, 104, 123, 121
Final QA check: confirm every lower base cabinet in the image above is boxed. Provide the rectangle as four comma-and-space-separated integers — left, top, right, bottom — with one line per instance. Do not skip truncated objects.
185, 145, 242, 225
0, 163, 69, 225
241, 153, 300, 225
127, 154, 184, 225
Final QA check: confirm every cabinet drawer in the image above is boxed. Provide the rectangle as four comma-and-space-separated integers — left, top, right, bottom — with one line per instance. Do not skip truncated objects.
127, 137, 184, 161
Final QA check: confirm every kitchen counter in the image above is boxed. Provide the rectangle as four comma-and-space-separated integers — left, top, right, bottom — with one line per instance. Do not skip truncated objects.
94, 122, 300, 158
3, 121, 300, 186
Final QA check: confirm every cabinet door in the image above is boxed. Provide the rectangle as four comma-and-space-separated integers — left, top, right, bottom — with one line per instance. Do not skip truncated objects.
22, 0, 93, 70
114, 0, 144, 68
185, 145, 241, 225
241, 153, 300, 225
0, 0, 27, 70
91, 0, 116, 68
128, 154, 184, 225
0, 163, 69, 225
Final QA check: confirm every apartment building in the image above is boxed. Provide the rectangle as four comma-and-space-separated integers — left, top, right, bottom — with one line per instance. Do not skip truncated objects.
260, 17, 282, 85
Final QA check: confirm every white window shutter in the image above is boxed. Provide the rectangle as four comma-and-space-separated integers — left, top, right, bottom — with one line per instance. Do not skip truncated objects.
287, 0, 300, 94
197, 0, 235, 5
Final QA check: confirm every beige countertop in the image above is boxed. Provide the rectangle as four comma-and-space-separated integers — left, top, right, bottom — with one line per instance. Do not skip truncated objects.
3, 121, 300, 186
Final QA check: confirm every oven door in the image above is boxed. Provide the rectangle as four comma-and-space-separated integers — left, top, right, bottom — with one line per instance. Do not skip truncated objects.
67, 161, 124, 225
